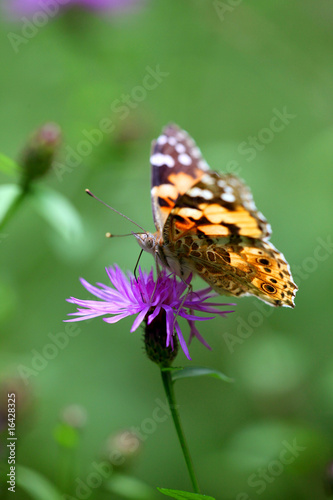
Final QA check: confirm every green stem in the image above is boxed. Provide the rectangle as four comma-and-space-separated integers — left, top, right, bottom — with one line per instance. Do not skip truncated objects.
161, 369, 201, 494
0, 188, 27, 233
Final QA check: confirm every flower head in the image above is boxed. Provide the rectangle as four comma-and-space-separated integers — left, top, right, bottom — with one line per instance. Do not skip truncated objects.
20, 122, 62, 189
65, 266, 234, 362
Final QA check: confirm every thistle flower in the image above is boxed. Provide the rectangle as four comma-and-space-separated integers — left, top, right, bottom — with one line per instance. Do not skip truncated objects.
65, 266, 234, 363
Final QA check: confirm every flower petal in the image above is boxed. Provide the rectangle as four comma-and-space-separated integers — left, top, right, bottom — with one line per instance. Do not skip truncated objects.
147, 306, 161, 324
188, 320, 212, 350
174, 321, 191, 360
130, 307, 150, 332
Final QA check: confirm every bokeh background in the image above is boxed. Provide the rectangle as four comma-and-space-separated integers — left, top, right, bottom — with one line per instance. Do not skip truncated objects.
1, 1, 333, 499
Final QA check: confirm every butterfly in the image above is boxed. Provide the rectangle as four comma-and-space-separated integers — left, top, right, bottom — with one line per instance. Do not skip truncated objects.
135, 124, 297, 307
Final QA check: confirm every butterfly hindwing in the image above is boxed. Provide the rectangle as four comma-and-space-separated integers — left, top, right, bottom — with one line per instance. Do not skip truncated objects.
165, 233, 297, 307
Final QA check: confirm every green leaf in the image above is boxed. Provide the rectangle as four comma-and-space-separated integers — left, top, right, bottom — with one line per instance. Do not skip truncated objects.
0, 184, 22, 224
16, 465, 62, 500
31, 185, 84, 243
171, 366, 233, 384
0, 153, 20, 176
106, 474, 158, 499
157, 488, 216, 500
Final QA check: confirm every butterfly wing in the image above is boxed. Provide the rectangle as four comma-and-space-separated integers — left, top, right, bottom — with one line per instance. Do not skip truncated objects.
150, 124, 209, 233
164, 172, 297, 307
168, 236, 297, 307
164, 171, 271, 241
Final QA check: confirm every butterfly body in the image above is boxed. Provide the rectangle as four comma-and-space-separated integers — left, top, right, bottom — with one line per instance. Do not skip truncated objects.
137, 124, 297, 308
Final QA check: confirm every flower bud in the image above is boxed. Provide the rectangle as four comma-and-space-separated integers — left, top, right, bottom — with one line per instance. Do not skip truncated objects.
143, 309, 178, 367
103, 430, 142, 471
61, 404, 87, 429
20, 122, 62, 189
0, 376, 34, 427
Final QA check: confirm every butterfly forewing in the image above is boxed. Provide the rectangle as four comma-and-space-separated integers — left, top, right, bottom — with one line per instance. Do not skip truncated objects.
164, 172, 271, 242
150, 124, 209, 232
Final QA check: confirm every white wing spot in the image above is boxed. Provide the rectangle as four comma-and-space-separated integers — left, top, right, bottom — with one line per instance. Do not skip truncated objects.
188, 187, 214, 200
168, 137, 176, 146
150, 153, 175, 168
178, 207, 202, 219
157, 135, 167, 146
201, 174, 215, 185
191, 147, 202, 159
217, 179, 226, 188
176, 132, 186, 140
221, 192, 236, 203
198, 159, 210, 171
178, 153, 192, 166
175, 143, 186, 154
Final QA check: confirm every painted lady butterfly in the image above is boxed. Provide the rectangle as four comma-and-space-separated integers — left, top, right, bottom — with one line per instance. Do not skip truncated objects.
135, 124, 297, 307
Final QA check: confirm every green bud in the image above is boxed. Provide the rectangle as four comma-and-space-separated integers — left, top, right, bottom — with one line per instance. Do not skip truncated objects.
143, 309, 178, 367
20, 122, 62, 189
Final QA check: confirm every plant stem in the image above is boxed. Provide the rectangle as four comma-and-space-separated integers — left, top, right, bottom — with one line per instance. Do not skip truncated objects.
161, 369, 201, 493
0, 188, 26, 233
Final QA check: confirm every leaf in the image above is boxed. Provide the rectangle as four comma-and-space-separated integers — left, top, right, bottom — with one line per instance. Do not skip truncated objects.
16, 465, 63, 500
0, 184, 22, 224
31, 185, 84, 243
171, 367, 233, 384
157, 488, 216, 500
0, 153, 20, 176
105, 474, 158, 499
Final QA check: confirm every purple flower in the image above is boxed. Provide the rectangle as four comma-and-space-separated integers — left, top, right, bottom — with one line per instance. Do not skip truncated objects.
65, 265, 234, 361
6, 0, 142, 17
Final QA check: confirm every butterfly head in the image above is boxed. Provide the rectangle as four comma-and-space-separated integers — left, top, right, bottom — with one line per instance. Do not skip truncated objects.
134, 231, 160, 256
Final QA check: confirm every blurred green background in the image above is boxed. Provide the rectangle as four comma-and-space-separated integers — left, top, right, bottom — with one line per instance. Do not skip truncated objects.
1, 1, 333, 499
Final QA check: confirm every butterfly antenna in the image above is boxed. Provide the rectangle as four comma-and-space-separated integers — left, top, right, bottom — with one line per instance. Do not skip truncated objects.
105, 232, 146, 238
86, 189, 147, 233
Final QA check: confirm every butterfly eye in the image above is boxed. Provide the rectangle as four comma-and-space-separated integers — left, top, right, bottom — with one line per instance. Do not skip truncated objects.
145, 237, 154, 249
261, 283, 276, 294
